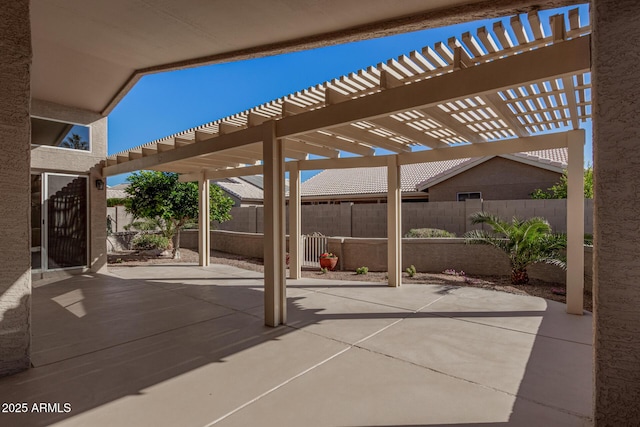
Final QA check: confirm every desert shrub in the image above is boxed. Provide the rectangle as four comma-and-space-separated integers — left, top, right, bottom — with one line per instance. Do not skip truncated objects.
406, 265, 417, 277
356, 266, 369, 275
132, 234, 170, 251
405, 228, 456, 238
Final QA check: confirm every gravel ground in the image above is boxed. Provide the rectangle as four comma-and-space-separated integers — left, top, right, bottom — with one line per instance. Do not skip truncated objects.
108, 249, 592, 312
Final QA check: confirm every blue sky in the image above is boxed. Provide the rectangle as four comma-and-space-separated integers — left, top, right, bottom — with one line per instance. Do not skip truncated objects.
107, 4, 591, 185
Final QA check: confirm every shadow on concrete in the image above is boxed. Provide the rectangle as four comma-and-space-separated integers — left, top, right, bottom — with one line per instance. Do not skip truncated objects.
0, 266, 591, 426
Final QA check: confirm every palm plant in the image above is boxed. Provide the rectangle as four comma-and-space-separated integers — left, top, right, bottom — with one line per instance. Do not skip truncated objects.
464, 212, 566, 285
60, 133, 89, 150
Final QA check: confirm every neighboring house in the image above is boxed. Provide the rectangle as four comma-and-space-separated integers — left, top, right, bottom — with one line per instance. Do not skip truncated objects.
213, 176, 265, 206
300, 148, 567, 204
106, 183, 129, 200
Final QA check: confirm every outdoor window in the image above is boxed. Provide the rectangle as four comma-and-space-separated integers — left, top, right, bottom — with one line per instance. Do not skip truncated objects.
457, 192, 482, 202
31, 117, 90, 151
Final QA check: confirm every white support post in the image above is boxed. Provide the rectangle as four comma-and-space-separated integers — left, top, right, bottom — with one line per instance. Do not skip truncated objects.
289, 162, 302, 279
263, 121, 287, 326
566, 129, 585, 315
387, 156, 402, 287
198, 172, 210, 267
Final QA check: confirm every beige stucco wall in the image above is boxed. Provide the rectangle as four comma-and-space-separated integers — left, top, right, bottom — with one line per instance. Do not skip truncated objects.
428, 157, 563, 202
30, 100, 108, 276
0, 0, 32, 376
593, 0, 640, 423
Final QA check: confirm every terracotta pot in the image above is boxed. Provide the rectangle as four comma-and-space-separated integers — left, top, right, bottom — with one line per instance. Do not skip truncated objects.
319, 257, 338, 271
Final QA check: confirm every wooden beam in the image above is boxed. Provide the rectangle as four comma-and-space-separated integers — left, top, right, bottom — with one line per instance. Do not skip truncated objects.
283, 149, 308, 161
195, 130, 217, 142
219, 122, 244, 135
175, 137, 193, 148
198, 173, 210, 267
296, 132, 375, 156
248, 111, 270, 127
103, 124, 263, 176
298, 155, 387, 171
387, 155, 402, 287
289, 162, 301, 280
276, 36, 590, 139
263, 121, 286, 326
562, 76, 580, 129
369, 116, 447, 149
141, 147, 157, 156
397, 131, 568, 165
330, 124, 412, 153
284, 138, 339, 158
156, 142, 174, 152
482, 93, 530, 137
179, 164, 266, 182
420, 106, 485, 143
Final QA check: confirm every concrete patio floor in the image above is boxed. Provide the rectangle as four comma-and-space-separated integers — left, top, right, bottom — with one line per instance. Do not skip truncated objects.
0, 263, 592, 426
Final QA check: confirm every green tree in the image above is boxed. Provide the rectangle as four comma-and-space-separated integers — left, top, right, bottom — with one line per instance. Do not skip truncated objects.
464, 212, 566, 285
60, 133, 89, 150
531, 166, 593, 199
125, 171, 233, 259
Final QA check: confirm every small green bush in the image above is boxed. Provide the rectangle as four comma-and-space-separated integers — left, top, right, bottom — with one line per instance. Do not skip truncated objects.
320, 267, 328, 274
356, 266, 369, 275
405, 228, 456, 238
132, 234, 170, 251
406, 265, 417, 277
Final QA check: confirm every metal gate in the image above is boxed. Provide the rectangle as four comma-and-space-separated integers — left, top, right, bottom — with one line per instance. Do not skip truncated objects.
302, 232, 327, 268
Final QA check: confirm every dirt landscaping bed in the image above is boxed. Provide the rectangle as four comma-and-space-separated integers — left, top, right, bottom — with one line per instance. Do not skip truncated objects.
108, 249, 592, 312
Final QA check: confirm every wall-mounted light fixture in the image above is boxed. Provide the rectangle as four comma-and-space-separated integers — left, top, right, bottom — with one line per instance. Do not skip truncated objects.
95, 179, 105, 190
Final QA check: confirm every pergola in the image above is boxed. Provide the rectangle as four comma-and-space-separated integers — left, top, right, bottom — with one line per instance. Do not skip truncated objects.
104, 9, 591, 327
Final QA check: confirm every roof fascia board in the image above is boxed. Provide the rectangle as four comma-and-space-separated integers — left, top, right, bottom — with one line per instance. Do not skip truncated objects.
500, 153, 566, 173
415, 157, 491, 191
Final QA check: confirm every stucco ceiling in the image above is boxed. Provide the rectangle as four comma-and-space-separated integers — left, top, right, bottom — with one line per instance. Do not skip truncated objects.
30, 0, 581, 114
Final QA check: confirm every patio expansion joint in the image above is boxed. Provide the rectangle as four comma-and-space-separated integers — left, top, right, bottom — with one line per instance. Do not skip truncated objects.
422, 310, 593, 348
204, 296, 446, 425
33, 310, 241, 369
284, 290, 592, 421
349, 343, 592, 421
310, 287, 435, 313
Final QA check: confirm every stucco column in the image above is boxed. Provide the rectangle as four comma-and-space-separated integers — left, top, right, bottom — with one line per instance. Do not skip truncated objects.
387, 156, 402, 287
593, 0, 640, 423
566, 129, 584, 315
263, 121, 286, 326
288, 162, 301, 279
198, 173, 210, 267
0, 0, 31, 376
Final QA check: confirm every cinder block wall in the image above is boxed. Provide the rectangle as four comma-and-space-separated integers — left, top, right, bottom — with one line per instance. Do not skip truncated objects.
176, 230, 594, 291
216, 206, 260, 233
328, 237, 593, 291
217, 199, 594, 237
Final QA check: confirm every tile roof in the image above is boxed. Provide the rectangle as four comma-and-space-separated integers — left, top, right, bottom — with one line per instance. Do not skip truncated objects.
213, 177, 264, 201
301, 159, 470, 196
106, 184, 128, 199
301, 148, 568, 197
